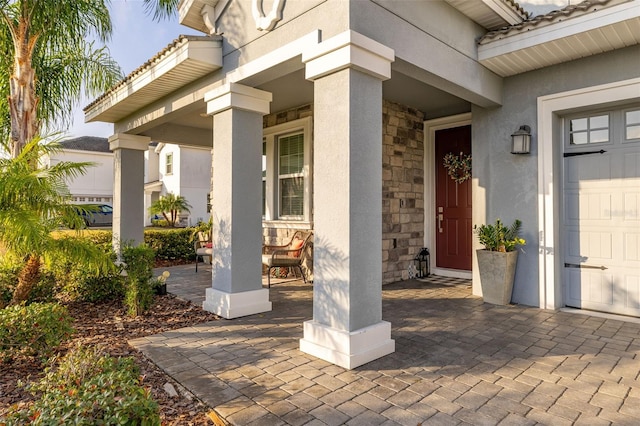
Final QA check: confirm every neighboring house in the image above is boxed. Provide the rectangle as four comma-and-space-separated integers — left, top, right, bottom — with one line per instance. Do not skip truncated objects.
84, 0, 640, 368
45, 136, 114, 205
144, 142, 212, 227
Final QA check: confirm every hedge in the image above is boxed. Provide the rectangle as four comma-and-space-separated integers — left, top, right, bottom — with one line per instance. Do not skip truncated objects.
54, 228, 196, 262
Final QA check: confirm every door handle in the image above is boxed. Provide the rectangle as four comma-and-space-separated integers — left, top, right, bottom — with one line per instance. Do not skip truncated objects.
564, 263, 608, 270
438, 214, 443, 233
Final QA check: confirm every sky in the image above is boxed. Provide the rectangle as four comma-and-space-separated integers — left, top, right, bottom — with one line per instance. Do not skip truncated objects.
68, 0, 568, 139
68, 1, 187, 138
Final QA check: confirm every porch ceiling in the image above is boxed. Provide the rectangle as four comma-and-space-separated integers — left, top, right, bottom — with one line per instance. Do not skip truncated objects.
478, 0, 640, 77
133, 66, 470, 145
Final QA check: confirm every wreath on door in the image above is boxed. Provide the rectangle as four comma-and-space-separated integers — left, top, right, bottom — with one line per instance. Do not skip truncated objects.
443, 152, 472, 184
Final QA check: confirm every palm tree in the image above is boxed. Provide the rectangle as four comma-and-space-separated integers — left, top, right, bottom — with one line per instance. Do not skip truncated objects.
149, 193, 192, 227
0, 136, 111, 305
142, 0, 180, 20
0, 0, 122, 157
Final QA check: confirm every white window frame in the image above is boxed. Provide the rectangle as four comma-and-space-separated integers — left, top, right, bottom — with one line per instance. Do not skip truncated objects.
263, 117, 312, 225
165, 153, 174, 175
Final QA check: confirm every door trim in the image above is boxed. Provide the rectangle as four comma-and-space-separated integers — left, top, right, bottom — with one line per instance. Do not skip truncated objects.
537, 77, 640, 310
424, 113, 472, 280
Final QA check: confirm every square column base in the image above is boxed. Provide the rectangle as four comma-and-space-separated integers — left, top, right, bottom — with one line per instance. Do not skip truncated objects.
203, 288, 272, 319
300, 320, 395, 369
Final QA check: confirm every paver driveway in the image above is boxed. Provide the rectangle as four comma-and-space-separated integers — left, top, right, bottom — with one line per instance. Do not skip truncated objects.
132, 265, 640, 425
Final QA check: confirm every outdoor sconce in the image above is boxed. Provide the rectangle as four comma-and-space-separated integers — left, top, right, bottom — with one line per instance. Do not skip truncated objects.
511, 125, 531, 154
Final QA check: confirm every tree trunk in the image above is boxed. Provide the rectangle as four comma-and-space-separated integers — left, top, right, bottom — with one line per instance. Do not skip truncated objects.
11, 254, 41, 305
9, 18, 40, 158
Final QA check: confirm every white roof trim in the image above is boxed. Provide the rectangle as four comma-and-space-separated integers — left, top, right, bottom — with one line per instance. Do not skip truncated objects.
479, 1, 639, 60
144, 181, 163, 193
482, 0, 524, 25
86, 36, 223, 123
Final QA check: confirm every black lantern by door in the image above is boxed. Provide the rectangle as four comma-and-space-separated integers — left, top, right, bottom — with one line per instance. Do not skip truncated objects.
413, 248, 430, 278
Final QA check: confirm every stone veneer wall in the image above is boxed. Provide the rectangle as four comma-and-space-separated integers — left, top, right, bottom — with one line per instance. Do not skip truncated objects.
382, 100, 425, 284
262, 104, 314, 281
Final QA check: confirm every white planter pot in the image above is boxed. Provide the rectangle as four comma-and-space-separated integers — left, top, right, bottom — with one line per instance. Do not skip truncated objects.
476, 249, 518, 305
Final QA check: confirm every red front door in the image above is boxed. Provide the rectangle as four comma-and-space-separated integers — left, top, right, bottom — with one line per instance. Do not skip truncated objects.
435, 125, 472, 271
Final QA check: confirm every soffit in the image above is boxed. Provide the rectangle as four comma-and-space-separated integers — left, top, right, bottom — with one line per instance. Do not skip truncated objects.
478, 0, 640, 77
178, 0, 218, 34
85, 35, 223, 123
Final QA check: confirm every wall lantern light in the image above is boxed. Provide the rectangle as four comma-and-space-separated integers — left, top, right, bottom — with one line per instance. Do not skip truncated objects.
511, 125, 531, 154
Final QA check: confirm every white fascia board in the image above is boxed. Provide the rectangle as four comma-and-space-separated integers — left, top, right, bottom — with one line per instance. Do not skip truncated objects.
62, 149, 114, 157
302, 30, 395, 81
205, 82, 273, 115
482, 0, 524, 25
479, 1, 640, 60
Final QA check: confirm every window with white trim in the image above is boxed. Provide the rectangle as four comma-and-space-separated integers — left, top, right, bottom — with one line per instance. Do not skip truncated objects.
262, 117, 312, 222
278, 133, 304, 217
165, 153, 173, 175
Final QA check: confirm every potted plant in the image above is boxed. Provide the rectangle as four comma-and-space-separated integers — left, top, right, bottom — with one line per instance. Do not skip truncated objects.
152, 270, 171, 296
474, 219, 525, 305
190, 217, 212, 243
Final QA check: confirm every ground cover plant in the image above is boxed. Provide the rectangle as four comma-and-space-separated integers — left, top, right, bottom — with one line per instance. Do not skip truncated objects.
1, 231, 217, 424
0, 303, 73, 361
4, 346, 160, 425
0, 288, 218, 424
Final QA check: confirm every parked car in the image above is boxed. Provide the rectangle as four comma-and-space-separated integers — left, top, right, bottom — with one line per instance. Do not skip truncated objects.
74, 204, 113, 228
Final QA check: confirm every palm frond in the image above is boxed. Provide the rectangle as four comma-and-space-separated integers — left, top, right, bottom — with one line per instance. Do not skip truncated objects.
142, 0, 179, 21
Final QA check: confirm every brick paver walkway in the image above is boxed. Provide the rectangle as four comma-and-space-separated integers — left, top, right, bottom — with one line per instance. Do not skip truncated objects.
134, 265, 640, 425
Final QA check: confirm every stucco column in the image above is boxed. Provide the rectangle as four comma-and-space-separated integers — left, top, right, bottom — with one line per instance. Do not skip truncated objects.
202, 83, 273, 319
109, 133, 150, 253
300, 31, 395, 369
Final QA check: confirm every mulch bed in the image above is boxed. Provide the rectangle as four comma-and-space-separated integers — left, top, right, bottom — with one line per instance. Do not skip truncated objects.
0, 294, 220, 425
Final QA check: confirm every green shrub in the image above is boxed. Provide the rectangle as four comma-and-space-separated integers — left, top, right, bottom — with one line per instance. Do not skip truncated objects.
54, 228, 198, 263
150, 218, 169, 227
0, 302, 74, 361
48, 232, 121, 302
28, 270, 57, 304
0, 262, 57, 307
62, 268, 125, 303
2, 346, 160, 425
79, 230, 114, 254
0, 262, 20, 307
52, 229, 114, 255
144, 228, 194, 261
121, 244, 156, 316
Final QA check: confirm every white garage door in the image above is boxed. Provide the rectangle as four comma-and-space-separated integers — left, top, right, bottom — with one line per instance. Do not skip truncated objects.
563, 106, 640, 317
